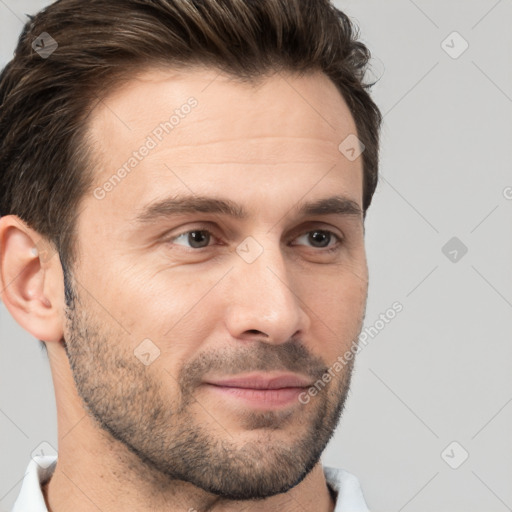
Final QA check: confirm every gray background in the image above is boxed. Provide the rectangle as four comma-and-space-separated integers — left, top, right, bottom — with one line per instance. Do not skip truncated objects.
1, 0, 511, 510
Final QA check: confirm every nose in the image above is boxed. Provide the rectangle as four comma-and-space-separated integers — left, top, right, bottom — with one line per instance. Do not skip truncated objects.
223, 239, 311, 344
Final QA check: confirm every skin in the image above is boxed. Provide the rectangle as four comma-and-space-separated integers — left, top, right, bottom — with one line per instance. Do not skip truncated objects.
0, 67, 368, 512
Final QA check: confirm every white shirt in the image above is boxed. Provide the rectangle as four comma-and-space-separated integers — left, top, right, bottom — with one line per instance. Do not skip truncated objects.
12, 456, 370, 511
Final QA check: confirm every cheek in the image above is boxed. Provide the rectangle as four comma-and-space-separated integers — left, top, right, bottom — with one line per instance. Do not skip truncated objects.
106, 269, 222, 359
300, 252, 367, 304
302, 269, 367, 356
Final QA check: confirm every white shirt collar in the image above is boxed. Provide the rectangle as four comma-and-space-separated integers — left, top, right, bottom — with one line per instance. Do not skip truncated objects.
11, 456, 56, 512
12, 456, 370, 511
323, 465, 370, 511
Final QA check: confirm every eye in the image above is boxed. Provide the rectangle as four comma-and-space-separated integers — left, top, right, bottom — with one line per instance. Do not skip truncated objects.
293, 230, 342, 252
170, 229, 217, 249
165, 226, 343, 253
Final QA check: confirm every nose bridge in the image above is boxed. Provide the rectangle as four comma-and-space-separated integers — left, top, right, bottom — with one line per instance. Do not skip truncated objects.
225, 234, 308, 342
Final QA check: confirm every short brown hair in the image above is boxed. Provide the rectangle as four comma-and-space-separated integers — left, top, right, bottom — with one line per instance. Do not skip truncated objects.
0, 0, 382, 272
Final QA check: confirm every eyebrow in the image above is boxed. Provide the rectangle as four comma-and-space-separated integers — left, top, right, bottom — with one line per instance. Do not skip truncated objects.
134, 194, 363, 225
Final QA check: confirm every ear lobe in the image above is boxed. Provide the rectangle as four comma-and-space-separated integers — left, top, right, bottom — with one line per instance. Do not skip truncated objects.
0, 215, 64, 343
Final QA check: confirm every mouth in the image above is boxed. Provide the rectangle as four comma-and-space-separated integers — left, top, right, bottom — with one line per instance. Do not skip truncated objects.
202, 372, 313, 409
204, 372, 314, 389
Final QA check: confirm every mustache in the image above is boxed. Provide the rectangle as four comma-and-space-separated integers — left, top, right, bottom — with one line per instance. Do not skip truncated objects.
177, 338, 329, 393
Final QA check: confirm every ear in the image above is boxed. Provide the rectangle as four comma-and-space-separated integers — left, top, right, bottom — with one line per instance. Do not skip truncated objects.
0, 215, 65, 343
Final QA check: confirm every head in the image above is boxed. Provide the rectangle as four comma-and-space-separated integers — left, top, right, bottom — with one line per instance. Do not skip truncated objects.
0, 0, 381, 501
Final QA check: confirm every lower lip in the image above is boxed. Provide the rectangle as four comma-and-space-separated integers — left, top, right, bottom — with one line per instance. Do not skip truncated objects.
204, 384, 306, 409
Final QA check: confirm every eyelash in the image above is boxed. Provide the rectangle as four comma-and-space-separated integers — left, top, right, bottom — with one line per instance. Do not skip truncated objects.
165, 224, 343, 254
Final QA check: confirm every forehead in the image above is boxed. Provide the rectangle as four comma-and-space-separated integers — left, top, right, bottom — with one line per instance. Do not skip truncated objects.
90, 66, 355, 133
82, 66, 362, 224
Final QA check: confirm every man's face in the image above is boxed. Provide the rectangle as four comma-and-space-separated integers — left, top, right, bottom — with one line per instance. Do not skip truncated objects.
63, 67, 368, 499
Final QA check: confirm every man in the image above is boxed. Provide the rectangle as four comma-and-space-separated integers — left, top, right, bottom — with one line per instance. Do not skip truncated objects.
0, 0, 381, 510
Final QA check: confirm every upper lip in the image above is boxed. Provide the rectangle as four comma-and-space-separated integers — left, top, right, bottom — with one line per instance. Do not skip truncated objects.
204, 373, 314, 389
